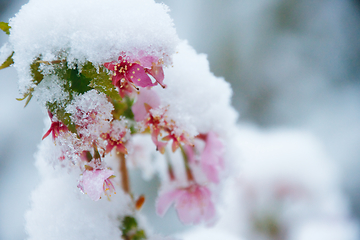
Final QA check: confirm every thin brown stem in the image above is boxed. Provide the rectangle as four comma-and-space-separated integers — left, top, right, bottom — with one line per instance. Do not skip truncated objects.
164, 149, 175, 181
118, 152, 131, 195
179, 145, 194, 182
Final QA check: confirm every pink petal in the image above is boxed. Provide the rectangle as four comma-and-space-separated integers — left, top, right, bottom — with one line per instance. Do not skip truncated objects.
146, 65, 165, 88
176, 191, 202, 224
126, 63, 154, 88
175, 185, 215, 225
132, 88, 161, 122
198, 186, 216, 222
151, 127, 161, 144
42, 127, 52, 140
80, 169, 114, 201
184, 145, 195, 163
156, 189, 184, 217
137, 55, 158, 68
104, 61, 116, 71
200, 132, 224, 184
112, 72, 124, 87
156, 141, 167, 154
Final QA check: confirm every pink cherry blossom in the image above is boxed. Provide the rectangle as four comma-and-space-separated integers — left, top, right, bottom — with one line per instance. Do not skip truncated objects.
131, 89, 168, 152
42, 111, 68, 140
132, 88, 161, 122
100, 120, 128, 155
104, 56, 165, 97
200, 132, 225, 184
132, 88, 194, 153
101, 132, 127, 155
162, 130, 193, 153
156, 184, 216, 225
78, 169, 115, 201
129, 55, 166, 88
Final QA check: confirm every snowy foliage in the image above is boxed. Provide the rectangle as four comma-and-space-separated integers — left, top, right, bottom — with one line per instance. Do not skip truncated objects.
2, 0, 357, 239
9, 0, 179, 93
2, 0, 239, 239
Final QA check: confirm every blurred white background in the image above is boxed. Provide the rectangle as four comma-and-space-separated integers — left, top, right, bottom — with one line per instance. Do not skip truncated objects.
1, 0, 360, 239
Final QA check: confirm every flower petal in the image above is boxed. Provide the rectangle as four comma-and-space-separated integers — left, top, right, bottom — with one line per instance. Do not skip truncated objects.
80, 169, 114, 201
200, 132, 224, 184
175, 185, 215, 225
104, 61, 116, 71
156, 189, 184, 217
146, 65, 165, 88
126, 63, 154, 87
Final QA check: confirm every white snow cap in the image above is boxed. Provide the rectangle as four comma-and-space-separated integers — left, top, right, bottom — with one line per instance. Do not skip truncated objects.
154, 41, 238, 138
9, 0, 179, 93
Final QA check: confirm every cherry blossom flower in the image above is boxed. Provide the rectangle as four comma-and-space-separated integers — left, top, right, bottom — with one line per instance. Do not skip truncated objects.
66, 90, 114, 145
42, 111, 68, 140
132, 89, 193, 153
162, 130, 193, 153
101, 120, 128, 155
156, 184, 216, 225
200, 132, 225, 184
101, 132, 127, 155
132, 89, 167, 152
104, 56, 165, 97
144, 109, 169, 153
136, 55, 166, 88
77, 168, 116, 201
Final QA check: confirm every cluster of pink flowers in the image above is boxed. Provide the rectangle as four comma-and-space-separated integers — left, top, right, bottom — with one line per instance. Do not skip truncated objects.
41, 54, 227, 225
42, 111, 69, 140
155, 131, 225, 225
130, 88, 225, 224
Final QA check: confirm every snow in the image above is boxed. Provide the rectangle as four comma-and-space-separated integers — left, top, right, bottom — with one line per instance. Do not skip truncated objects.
154, 41, 238, 139
9, 0, 179, 93
25, 138, 132, 240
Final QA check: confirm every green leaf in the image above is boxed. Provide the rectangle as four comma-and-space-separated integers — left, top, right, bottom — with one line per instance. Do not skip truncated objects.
30, 59, 44, 85
131, 230, 146, 240
0, 22, 11, 35
16, 58, 45, 107
16, 89, 34, 107
82, 62, 121, 101
61, 66, 92, 94
123, 96, 135, 120
112, 96, 134, 121
122, 216, 138, 235
121, 216, 146, 240
0, 51, 14, 70
41, 61, 90, 134
47, 102, 77, 134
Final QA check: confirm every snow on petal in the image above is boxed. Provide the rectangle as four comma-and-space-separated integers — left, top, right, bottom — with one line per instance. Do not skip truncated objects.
78, 169, 115, 201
